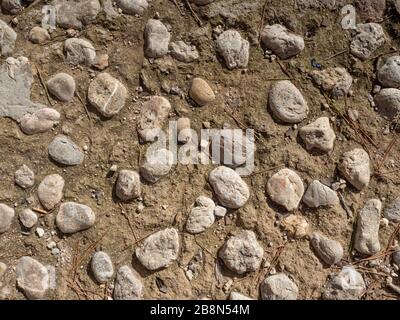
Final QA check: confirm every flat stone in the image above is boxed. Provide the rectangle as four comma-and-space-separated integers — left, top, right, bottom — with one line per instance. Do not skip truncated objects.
281, 215, 309, 239
338, 148, 370, 190
140, 148, 174, 183
219, 230, 263, 274
302, 180, 339, 208
91, 251, 114, 284
169, 41, 199, 63
298, 117, 336, 153
113, 265, 144, 300
374, 88, 400, 120
377, 56, 400, 88
189, 77, 215, 106
138, 96, 171, 142
53, 0, 101, 30
214, 205, 227, 217
64, 38, 96, 66
322, 266, 365, 300
186, 196, 215, 234
117, 0, 148, 15
29, 26, 50, 44
312, 67, 353, 99
19, 108, 60, 135
385, 197, 400, 222
350, 23, 385, 60
354, 199, 381, 256
46, 73, 76, 102
0, 204, 15, 234
14, 164, 35, 189
261, 24, 304, 59
56, 202, 96, 234
37, 174, 65, 210
0, 19, 17, 57
311, 233, 343, 265
215, 30, 249, 69
144, 19, 171, 58
209, 166, 250, 209
16, 257, 49, 300
135, 228, 179, 270
115, 170, 141, 201
48, 135, 84, 166
88, 73, 127, 117
268, 80, 309, 124
260, 273, 299, 300
19, 208, 38, 229
266, 168, 304, 211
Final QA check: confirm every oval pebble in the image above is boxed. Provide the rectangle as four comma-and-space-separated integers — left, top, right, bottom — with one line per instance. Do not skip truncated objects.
56, 202, 96, 234
14, 164, 35, 189
91, 251, 114, 284
46, 73, 76, 102
114, 265, 144, 300
115, 170, 141, 201
189, 77, 215, 106
48, 135, 84, 166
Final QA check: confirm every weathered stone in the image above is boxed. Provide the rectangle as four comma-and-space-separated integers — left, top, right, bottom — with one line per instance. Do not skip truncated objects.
88, 73, 127, 117
209, 166, 250, 209
219, 230, 263, 274
350, 23, 385, 60
91, 251, 114, 284
186, 196, 215, 234
261, 24, 304, 59
299, 117, 336, 153
189, 77, 215, 106
312, 67, 353, 99
135, 228, 179, 270
115, 170, 141, 201
140, 148, 174, 183
215, 30, 249, 69
0, 204, 14, 234
53, 0, 101, 30
29, 27, 50, 44
1, 0, 22, 14
113, 265, 144, 300
355, 0, 386, 23
19, 209, 38, 229
268, 80, 309, 124
14, 165, 35, 189
20, 108, 60, 135
385, 197, 400, 222
281, 215, 309, 239
374, 88, 400, 120
266, 168, 304, 211
37, 174, 65, 210
0, 19, 17, 57
311, 233, 343, 265
144, 19, 171, 58
56, 202, 96, 234
16, 257, 49, 300
46, 73, 75, 102
64, 38, 96, 66
169, 41, 199, 63
338, 148, 370, 191
48, 135, 84, 166
302, 180, 339, 208
117, 0, 148, 15
377, 56, 400, 88
354, 199, 381, 256
260, 273, 299, 300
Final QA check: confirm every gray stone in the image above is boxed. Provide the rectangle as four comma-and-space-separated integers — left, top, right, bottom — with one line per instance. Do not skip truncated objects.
29, 27, 50, 44
260, 273, 299, 300
144, 19, 171, 58
88, 73, 127, 117
14, 165, 35, 189
0, 204, 15, 234
113, 265, 144, 300
138, 96, 171, 142
377, 56, 400, 88
48, 135, 84, 166
186, 196, 215, 234
56, 202, 96, 234
16, 257, 49, 300
261, 24, 304, 59
0, 19, 17, 57
302, 180, 339, 208
169, 41, 199, 63
269, 80, 309, 124
115, 170, 141, 201
219, 230, 263, 275
209, 166, 250, 209
1, 0, 22, 14
350, 23, 385, 60
91, 251, 114, 284
64, 38, 96, 66
385, 197, 400, 222
311, 233, 343, 265
266, 168, 304, 211
215, 30, 249, 69
53, 0, 101, 30
338, 148, 370, 190
140, 148, 174, 183
298, 117, 336, 153
19, 209, 38, 229
20, 108, 60, 135
214, 206, 227, 217
355, 199, 381, 256
374, 88, 400, 120
135, 228, 179, 270
322, 266, 365, 300
312, 67, 353, 99
117, 0, 148, 15
46, 73, 76, 102
37, 174, 65, 210
0, 57, 47, 121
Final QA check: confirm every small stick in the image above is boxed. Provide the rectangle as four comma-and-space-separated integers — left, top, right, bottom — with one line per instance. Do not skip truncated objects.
183, 0, 202, 26
323, 49, 348, 62
258, 0, 270, 45
32, 207, 48, 214
35, 64, 53, 106
172, 0, 185, 16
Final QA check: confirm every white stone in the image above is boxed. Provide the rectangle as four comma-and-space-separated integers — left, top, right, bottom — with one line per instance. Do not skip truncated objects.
37, 174, 65, 210
298, 117, 336, 153
144, 19, 171, 58
186, 196, 215, 234
215, 30, 249, 69
113, 265, 144, 300
281, 215, 309, 239
91, 251, 114, 284
311, 233, 343, 265
302, 180, 339, 208
169, 41, 199, 63
322, 266, 365, 300
56, 202, 96, 234
16, 257, 49, 300
140, 148, 174, 183
14, 165, 35, 189
20, 108, 60, 135
260, 273, 298, 300
19, 209, 38, 229
117, 0, 148, 15
0, 203, 15, 234
0, 262, 6, 279
230, 291, 253, 300
338, 148, 370, 191
214, 205, 227, 217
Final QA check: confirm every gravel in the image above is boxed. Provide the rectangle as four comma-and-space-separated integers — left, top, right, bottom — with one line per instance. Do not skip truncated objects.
53, 0, 101, 30
377, 56, 400, 88
64, 38, 96, 66
374, 88, 400, 120
0, 19, 17, 57
169, 41, 199, 63
117, 0, 148, 15
350, 23, 385, 60
312, 67, 353, 99
140, 148, 174, 183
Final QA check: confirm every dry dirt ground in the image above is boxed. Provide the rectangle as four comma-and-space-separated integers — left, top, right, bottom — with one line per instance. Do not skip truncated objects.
1, 0, 400, 300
